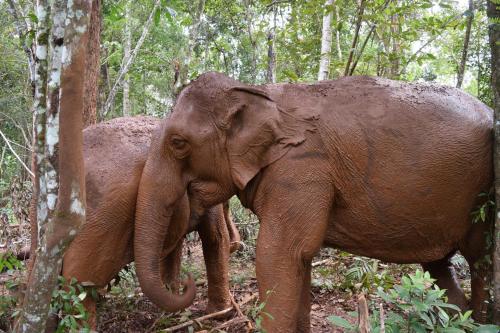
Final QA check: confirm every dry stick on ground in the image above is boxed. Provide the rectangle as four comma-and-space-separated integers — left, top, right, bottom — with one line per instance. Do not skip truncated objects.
312, 258, 330, 267
159, 293, 257, 332
357, 294, 371, 333
379, 303, 385, 333
231, 293, 253, 331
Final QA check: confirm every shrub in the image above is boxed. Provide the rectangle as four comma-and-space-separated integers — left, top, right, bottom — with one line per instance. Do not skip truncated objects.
328, 270, 499, 333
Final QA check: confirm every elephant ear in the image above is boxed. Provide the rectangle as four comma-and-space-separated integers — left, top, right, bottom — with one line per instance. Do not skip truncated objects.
222, 86, 319, 190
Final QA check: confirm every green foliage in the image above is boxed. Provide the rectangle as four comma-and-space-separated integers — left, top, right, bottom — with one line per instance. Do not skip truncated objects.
0, 252, 23, 273
328, 270, 500, 332
341, 256, 395, 293
50, 276, 93, 333
247, 290, 274, 333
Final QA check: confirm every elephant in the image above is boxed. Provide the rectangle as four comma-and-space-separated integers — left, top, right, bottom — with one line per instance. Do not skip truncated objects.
61, 116, 241, 328
133, 72, 493, 332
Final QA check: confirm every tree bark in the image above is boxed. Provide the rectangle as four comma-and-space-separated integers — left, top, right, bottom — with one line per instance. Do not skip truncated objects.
174, 0, 206, 92
456, 0, 474, 89
122, 0, 131, 117
243, 0, 258, 83
266, 6, 277, 83
83, 0, 101, 127
318, 0, 334, 81
488, 0, 500, 324
344, 0, 365, 76
14, 0, 90, 331
334, 4, 342, 61
389, 10, 401, 79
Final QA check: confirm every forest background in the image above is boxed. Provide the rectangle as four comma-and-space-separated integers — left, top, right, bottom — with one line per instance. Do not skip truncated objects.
0, 0, 497, 331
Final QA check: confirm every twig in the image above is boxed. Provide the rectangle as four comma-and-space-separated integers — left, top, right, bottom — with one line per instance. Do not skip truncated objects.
312, 258, 330, 267
209, 316, 248, 332
231, 293, 253, 331
379, 303, 385, 333
0, 128, 34, 177
160, 307, 234, 332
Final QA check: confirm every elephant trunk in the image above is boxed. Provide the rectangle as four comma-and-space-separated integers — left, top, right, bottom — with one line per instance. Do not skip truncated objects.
134, 159, 195, 312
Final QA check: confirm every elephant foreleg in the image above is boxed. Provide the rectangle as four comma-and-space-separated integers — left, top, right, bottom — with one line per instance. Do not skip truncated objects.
254, 179, 332, 333
197, 205, 232, 313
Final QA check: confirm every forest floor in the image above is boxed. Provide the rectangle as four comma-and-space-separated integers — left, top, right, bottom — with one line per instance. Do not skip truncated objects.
0, 205, 471, 333
96, 241, 427, 333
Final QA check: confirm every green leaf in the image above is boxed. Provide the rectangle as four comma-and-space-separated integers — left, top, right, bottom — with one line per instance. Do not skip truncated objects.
327, 315, 355, 329
475, 325, 500, 333
154, 9, 161, 26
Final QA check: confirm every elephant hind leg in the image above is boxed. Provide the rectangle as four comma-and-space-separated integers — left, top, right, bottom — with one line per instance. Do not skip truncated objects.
458, 219, 492, 323
421, 253, 468, 311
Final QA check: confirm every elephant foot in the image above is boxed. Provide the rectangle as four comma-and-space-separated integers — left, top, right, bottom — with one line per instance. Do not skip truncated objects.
206, 299, 233, 317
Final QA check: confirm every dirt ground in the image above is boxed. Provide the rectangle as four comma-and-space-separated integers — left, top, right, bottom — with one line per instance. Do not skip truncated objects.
96, 241, 421, 333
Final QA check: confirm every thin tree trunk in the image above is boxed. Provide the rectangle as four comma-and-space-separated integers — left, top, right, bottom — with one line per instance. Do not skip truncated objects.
102, 0, 161, 117
14, 0, 90, 331
456, 0, 474, 89
6, 0, 35, 91
266, 6, 277, 83
175, 0, 206, 92
389, 11, 401, 79
349, 24, 376, 75
243, 0, 258, 83
318, 0, 334, 81
83, 0, 101, 126
334, 4, 342, 61
488, 0, 500, 324
344, 0, 365, 76
122, 0, 131, 117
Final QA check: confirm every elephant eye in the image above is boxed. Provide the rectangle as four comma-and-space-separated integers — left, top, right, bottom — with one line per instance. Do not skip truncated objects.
169, 135, 190, 158
171, 137, 186, 149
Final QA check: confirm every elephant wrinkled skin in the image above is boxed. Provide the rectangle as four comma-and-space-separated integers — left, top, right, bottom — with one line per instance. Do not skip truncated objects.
62, 117, 240, 327
134, 72, 493, 333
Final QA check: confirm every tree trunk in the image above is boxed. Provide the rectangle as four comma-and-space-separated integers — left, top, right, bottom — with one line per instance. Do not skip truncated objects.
122, 0, 131, 117
488, 0, 500, 324
174, 0, 206, 92
102, 0, 161, 118
243, 0, 257, 83
456, 0, 474, 89
14, 0, 90, 331
334, 4, 342, 62
389, 10, 401, 80
83, 0, 101, 127
266, 6, 277, 83
318, 0, 334, 81
344, 0, 365, 76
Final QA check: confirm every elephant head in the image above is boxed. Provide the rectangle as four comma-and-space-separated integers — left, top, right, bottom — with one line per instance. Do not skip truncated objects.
134, 72, 316, 311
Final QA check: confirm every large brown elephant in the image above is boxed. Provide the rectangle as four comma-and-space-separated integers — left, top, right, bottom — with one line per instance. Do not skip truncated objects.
62, 116, 240, 328
134, 72, 493, 332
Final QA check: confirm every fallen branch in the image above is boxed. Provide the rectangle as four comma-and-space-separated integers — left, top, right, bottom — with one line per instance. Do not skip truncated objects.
159, 293, 258, 332
312, 258, 330, 267
209, 316, 248, 332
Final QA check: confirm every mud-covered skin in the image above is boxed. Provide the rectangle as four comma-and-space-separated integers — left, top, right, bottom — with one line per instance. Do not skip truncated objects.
62, 117, 240, 328
134, 73, 493, 332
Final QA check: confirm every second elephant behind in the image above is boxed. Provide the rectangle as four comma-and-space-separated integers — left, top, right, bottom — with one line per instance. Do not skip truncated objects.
62, 116, 240, 327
